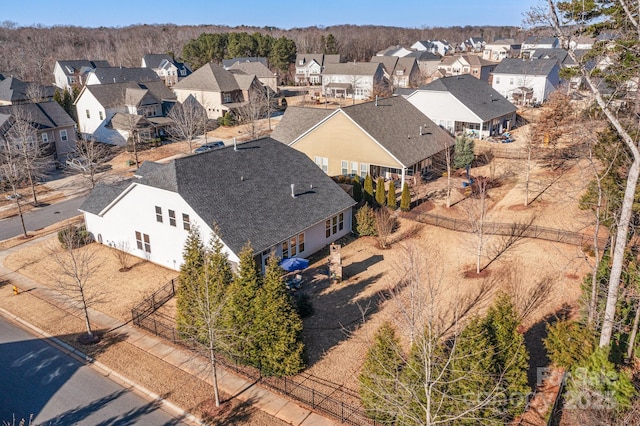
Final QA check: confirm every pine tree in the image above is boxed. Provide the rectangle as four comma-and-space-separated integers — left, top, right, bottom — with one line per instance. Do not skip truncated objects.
400, 182, 411, 212
359, 322, 403, 424
363, 174, 374, 204
352, 176, 363, 202
253, 255, 304, 376
221, 242, 261, 366
375, 177, 386, 206
176, 227, 206, 335
454, 135, 475, 171
386, 183, 397, 209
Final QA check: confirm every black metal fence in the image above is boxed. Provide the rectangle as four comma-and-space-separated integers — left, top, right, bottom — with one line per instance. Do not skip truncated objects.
404, 211, 608, 248
131, 278, 177, 324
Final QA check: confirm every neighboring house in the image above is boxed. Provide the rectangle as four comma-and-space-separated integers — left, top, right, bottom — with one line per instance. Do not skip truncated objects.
141, 54, 191, 87
271, 95, 454, 187
406, 74, 517, 139
521, 36, 560, 58
491, 58, 561, 105
482, 39, 521, 62
376, 45, 414, 57
0, 77, 55, 106
370, 56, 420, 89
53, 60, 111, 93
228, 61, 278, 93
460, 37, 485, 53
412, 40, 452, 56
75, 80, 176, 145
172, 63, 263, 120
222, 57, 268, 69
0, 101, 78, 161
79, 137, 355, 272
437, 54, 497, 82
321, 62, 388, 100
85, 67, 160, 86
567, 35, 594, 50
294, 54, 341, 85
406, 50, 442, 82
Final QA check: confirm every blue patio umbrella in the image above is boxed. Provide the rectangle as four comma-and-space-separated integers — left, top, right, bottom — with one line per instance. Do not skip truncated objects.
279, 257, 309, 272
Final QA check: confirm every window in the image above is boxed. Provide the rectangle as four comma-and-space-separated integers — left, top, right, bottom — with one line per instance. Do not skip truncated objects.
155, 206, 163, 223
290, 236, 297, 257
168, 209, 176, 226
282, 239, 289, 258
325, 219, 331, 238
341, 160, 348, 175
223, 93, 232, 103
509, 78, 514, 85
41, 133, 49, 143
332, 216, 338, 234
180, 69, 186, 76
338, 212, 344, 231
495, 77, 500, 84
183, 213, 190, 231
135, 231, 151, 253
314, 156, 328, 173
360, 163, 368, 179
86, 109, 90, 119
60, 129, 68, 141
325, 213, 345, 238
99, 111, 104, 120
298, 233, 305, 253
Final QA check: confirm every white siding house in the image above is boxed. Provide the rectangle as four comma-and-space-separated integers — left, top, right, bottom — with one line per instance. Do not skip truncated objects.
491, 58, 561, 105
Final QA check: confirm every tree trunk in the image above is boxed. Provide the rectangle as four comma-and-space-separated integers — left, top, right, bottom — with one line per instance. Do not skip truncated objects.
626, 298, 640, 362
29, 174, 39, 206
600, 158, 640, 347
209, 346, 221, 407
16, 197, 27, 238
588, 175, 603, 326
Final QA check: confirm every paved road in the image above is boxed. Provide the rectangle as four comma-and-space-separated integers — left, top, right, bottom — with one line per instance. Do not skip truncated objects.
0, 316, 185, 425
0, 196, 87, 241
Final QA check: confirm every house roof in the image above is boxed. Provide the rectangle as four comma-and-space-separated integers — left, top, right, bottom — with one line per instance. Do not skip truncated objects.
81, 138, 356, 255
229, 61, 274, 79
222, 57, 268, 68
395, 57, 418, 73
524, 36, 558, 46
57, 60, 111, 74
78, 179, 134, 216
0, 101, 76, 130
322, 62, 382, 76
270, 107, 334, 145
405, 51, 441, 61
80, 81, 174, 109
228, 71, 258, 91
416, 75, 516, 121
0, 77, 55, 103
339, 96, 453, 166
492, 58, 558, 76
88, 67, 160, 85
172, 62, 240, 92
142, 54, 173, 69
370, 56, 398, 74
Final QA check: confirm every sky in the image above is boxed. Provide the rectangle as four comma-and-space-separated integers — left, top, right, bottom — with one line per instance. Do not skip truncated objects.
4, 0, 540, 29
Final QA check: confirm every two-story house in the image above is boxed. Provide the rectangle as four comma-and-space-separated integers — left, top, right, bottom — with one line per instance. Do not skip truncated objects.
75, 80, 176, 145
370, 56, 420, 89
172, 63, 263, 120
0, 77, 55, 106
437, 54, 497, 83
294, 54, 341, 85
228, 61, 278, 93
53, 60, 111, 94
482, 39, 521, 62
141, 54, 191, 87
85, 67, 160, 86
322, 62, 388, 100
521, 36, 560, 59
491, 58, 560, 105
412, 40, 453, 56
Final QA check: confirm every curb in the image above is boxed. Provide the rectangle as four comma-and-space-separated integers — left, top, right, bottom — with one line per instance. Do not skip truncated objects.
0, 308, 205, 426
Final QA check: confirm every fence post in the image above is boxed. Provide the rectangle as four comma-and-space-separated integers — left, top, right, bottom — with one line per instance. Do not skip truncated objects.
341, 402, 344, 422
312, 389, 315, 409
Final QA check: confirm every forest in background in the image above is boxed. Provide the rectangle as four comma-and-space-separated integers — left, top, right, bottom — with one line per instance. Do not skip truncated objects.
0, 22, 523, 84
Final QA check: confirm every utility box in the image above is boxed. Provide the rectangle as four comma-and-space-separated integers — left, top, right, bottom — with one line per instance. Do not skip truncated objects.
328, 243, 342, 283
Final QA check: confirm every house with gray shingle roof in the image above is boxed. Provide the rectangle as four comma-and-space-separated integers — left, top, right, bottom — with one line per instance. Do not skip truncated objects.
228, 61, 277, 92
491, 58, 560, 105
406, 75, 517, 139
222, 57, 268, 69
85, 67, 160, 86
321, 62, 389, 100
436, 54, 497, 83
0, 77, 55, 106
54, 60, 111, 93
172, 63, 263, 119
482, 39, 521, 62
272, 96, 454, 188
294, 54, 341, 85
0, 101, 78, 160
75, 81, 177, 145
79, 137, 355, 271
141, 54, 191, 87
370, 56, 420, 89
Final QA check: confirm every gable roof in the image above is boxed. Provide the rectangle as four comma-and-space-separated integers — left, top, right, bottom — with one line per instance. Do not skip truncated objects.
0, 77, 55, 103
322, 62, 382, 76
79, 81, 175, 109
416, 75, 516, 121
228, 70, 258, 91
222, 57, 268, 68
57, 60, 111, 74
172, 62, 241, 92
370, 56, 398, 74
493, 58, 559, 76
339, 96, 454, 166
0, 101, 76, 130
142, 54, 173, 69
270, 107, 334, 145
405, 50, 441, 61
87, 67, 160, 85
229, 61, 274, 79
81, 138, 355, 255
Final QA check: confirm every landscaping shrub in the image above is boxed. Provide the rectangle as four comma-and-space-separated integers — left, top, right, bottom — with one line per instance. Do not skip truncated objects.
355, 204, 377, 236
58, 225, 93, 249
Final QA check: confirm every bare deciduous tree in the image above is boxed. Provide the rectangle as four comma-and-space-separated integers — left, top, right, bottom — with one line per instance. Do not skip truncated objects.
48, 226, 103, 340
375, 207, 396, 249
235, 85, 273, 140
501, 261, 555, 325
112, 240, 133, 272
464, 176, 490, 274
167, 95, 207, 153
70, 136, 113, 189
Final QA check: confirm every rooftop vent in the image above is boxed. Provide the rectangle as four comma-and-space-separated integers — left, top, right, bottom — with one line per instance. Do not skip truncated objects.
291, 183, 296, 198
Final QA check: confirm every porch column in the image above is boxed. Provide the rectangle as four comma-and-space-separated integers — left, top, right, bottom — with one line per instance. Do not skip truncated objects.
401, 167, 406, 189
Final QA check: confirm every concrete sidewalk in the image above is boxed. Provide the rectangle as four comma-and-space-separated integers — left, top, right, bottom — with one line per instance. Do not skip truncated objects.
0, 235, 336, 426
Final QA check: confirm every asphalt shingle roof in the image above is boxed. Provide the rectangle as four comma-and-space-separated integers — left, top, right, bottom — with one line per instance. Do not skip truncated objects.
493, 58, 558, 76
79, 179, 134, 215
57, 60, 111, 74
0, 78, 55, 103
81, 81, 175, 109
81, 138, 355, 255
322, 62, 382, 76
172, 63, 240, 92
0, 101, 75, 129
340, 96, 454, 166
222, 57, 268, 68
417, 75, 516, 121
270, 107, 333, 145
88, 67, 160, 85
229, 61, 274, 79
